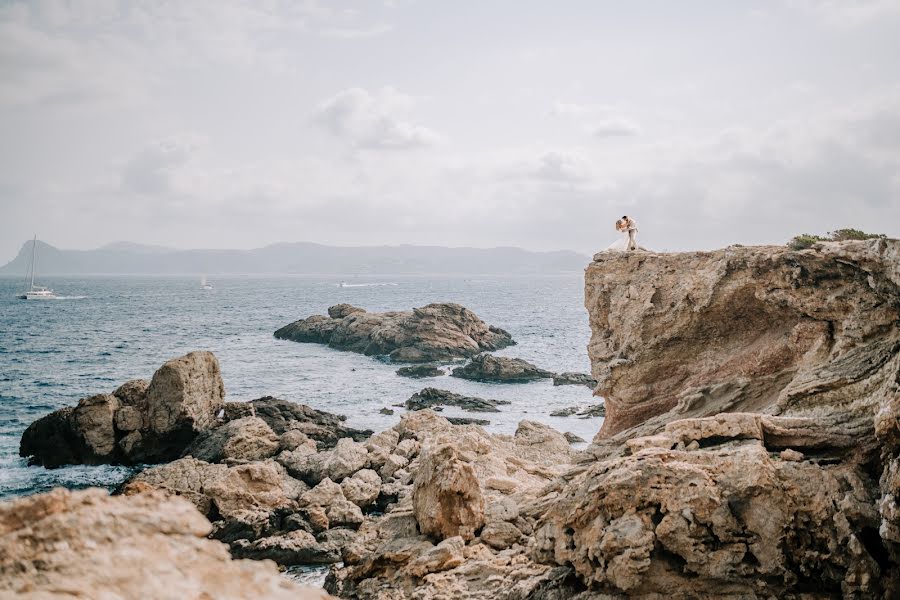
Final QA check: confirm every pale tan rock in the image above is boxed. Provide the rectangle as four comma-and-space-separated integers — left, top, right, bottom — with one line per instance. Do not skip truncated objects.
406, 536, 465, 576
480, 520, 522, 550
72, 393, 119, 457
780, 448, 804, 462
185, 416, 280, 463
380, 453, 409, 478
412, 443, 485, 541
280, 429, 317, 453
327, 499, 365, 529
146, 350, 225, 435
115, 405, 143, 432
283, 437, 368, 485
341, 468, 382, 508
301, 477, 345, 507
0, 488, 332, 599
122, 456, 228, 516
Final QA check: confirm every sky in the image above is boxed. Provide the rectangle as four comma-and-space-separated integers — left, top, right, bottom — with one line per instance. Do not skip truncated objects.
1, 0, 899, 262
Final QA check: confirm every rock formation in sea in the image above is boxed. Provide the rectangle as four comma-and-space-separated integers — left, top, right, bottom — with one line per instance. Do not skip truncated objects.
551, 372, 597, 388
450, 353, 554, 382
0, 487, 331, 599
19, 355, 372, 468
405, 387, 511, 412
274, 303, 515, 362
396, 364, 445, 378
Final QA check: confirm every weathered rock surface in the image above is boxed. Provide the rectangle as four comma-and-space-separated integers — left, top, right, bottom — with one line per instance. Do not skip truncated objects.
586, 239, 900, 439
451, 353, 554, 382
405, 387, 511, 412
0, 487, 331, 599
184, 416, 280, 463
20, 351, 225, 467
274, 302, 515, 362
397, 364, 445, 378
552, 372, 597, 388
549, 403, 606, 418
232, 396, 372, 448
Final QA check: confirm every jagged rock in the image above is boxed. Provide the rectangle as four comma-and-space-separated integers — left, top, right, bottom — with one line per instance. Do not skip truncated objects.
327, 499, 365, 529
586, 239, 900, 439
514, 420, 573, 463
406, 536, 465, 576
380, 453, 410, 479
412, 443, 485, 541
279, 438, 368, 485
341, 469, 382, 508
480, 520, 523, 550
231, 530, 341, 565
564, 432, 586, 444
301, 478, 345, 508
552, 372, 597, 388
328, 303, 366, 319
184, 416, 280, 463
120, 457, 228, 516
235, 396, 372, 448
397, 364, 445, 378
451, 353, 554, 383
447, 416, 491, 426
406, 387, 511, 412
274, 302, 515, 363
279, 429, 318, 453
550, 403, 606, 418
0, 488, 331, 599
379, 407, 395, 415
19, 351, 226, 467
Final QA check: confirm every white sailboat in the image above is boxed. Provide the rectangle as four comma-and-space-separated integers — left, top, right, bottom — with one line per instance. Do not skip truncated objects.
200, 275, 213, 290
18, 235, 57, 300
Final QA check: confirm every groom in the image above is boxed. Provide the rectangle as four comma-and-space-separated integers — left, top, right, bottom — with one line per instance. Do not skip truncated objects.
622, 215, 638, 250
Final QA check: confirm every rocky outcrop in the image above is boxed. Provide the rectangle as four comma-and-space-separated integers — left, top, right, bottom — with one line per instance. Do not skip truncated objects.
224, 396, 372, 449
585, 239, 900, 439
184, 416, 280, 463
549, 403, 605, 418
397, 364, 444, 378
451, 353, 554, 383
20, 351, 225, 467
551, 372, 597, 388
274, 303, 515, 363
405, 387, 511, 412
0, 487, 331, 599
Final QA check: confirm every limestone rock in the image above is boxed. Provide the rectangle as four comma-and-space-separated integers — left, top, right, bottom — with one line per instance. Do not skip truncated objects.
280, 437, 368, 485
184, 416, 280, 463
275, 302, 515, 363
146, 350, 225, 437
301, 478, 345, 507
341, 469, 382, 508
231, 530, 340, 565
412, 443, 485, 541
279, 429, 318, 453
0, 488, 331, 599
406, 387, 511, 413
327, 499, 365, 529
451, 353, 554, 383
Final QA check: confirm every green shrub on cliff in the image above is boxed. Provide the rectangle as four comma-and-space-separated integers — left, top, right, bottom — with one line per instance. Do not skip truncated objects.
789, 229, 886, 250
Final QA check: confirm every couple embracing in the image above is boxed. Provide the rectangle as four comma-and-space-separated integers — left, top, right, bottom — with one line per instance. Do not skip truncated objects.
607, 215, 639, 252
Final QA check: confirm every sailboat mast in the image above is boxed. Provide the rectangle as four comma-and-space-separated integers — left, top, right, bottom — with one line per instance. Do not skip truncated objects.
30, 235, 36, 290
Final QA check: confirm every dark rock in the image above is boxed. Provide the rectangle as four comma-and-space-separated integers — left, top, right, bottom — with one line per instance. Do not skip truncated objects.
236, 396, 372, 449
379, 408, 395, 415
405, 388, 510, 413
549, 407, 579, 417
274, 303, 515, 363
230, 531, 341, 565
447, 417, 491, 426
563, 432, 586, 444
552, 372, 597, 388
396, 364, 444, 379
550, 404, 605, 418
451, 354, 554, 383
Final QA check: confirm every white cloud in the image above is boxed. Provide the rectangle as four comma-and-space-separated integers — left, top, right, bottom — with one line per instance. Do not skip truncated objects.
591, 118, 641, 138
786, 0, 900, 26
313, 87, 442, 150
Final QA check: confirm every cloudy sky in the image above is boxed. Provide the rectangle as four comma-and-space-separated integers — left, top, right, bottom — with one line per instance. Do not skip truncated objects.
1, 0, 899, 261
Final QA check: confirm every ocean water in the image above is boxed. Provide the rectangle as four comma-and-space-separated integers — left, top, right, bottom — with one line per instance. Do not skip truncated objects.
0, 274, 600, 499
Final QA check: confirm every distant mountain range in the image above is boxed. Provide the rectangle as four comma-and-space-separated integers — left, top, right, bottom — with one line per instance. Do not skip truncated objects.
0, 240, 589, 276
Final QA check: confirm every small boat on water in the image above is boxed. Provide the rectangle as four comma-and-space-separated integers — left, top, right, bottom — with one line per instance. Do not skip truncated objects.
200, 275, 213, 290
18, 235, 57, 300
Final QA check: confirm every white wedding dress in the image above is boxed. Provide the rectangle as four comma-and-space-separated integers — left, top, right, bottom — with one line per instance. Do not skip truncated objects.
606, 231, 631, 252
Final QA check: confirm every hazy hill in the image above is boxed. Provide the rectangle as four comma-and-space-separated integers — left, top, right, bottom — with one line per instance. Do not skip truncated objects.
0, 240, 588, 276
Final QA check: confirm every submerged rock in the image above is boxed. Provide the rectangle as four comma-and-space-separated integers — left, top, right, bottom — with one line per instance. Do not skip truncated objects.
550, 403, 606, 418
0, 488, 331, 599
446, 416, 491, 426
274, 302, 515, 363
20, 351, 226, 467
451, 353, 554, 383
396, 364, 444, 378
405, 387, 511, 413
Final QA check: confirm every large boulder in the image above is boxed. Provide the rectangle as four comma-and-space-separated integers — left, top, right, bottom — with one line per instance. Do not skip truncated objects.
19, 351, 227, 467
0, 487, 332, 599
275, 302, 515, 363
279, 438, 369, 485
412, 443, 485, 542
450, 354, 554, 383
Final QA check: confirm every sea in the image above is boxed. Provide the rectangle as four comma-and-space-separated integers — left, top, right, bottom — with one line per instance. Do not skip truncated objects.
0, 274, 601, 501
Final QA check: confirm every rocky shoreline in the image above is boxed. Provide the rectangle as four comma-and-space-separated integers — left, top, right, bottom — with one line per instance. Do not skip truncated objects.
6, 238, 900, 599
